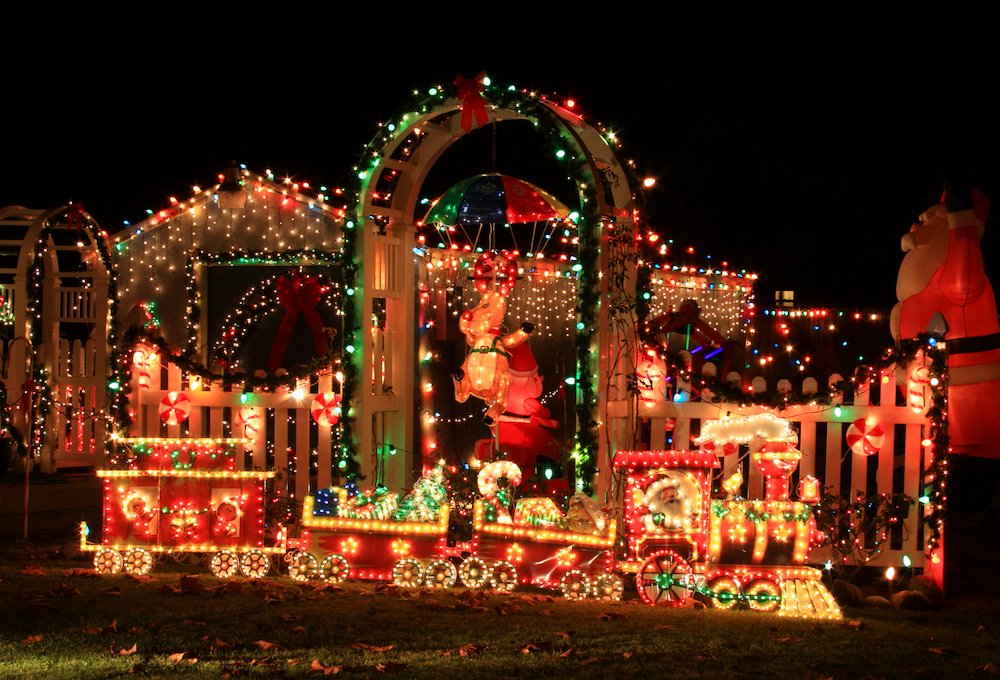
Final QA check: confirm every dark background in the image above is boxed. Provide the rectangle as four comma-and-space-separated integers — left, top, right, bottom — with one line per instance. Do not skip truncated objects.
5, 8, 1000, 311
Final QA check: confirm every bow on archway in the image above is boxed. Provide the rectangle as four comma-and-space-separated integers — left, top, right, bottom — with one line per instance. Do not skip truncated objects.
454, 71, 489, 133
267, 274, 329, 372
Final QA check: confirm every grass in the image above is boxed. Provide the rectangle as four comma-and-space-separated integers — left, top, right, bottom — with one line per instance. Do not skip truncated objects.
2, 531, 999, 680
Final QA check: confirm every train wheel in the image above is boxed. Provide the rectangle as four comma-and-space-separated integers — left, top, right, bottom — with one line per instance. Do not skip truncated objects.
287, 551, 318, 581
240, 551, 271, 579
490, 560, 518, 592
636, 550, 693, 606
744, 577, 782, 613
94, 548, 123, 575
560, 569, 591, 600
706, 574, 742, 610
210, 551, 241, 578
393, 558, 424, 587
425, 559, 458, 589
318, 554, 350, 583
457, 557, 490, 589
591, 573, 624, 602
122, 548, 154, 576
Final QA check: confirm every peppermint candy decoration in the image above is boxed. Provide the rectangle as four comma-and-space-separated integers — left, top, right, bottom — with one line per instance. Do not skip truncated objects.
846, 418, 885, 456
311, 392, 342, 426
159, 391, 192, 425
235, 407, 261, 437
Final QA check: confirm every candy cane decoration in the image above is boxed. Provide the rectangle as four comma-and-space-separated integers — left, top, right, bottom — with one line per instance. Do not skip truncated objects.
908, 364, 930, 412
235, 407, 260, 439
159, 391, 192, 426
311, 392, 342, 427
846, 418, 885, 456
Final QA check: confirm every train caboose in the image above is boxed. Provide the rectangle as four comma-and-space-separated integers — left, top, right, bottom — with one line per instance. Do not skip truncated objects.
79, 438, 282, 578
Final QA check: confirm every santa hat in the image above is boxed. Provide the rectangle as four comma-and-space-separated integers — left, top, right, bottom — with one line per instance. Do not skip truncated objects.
507, 342, 537, 375
941, 188, 991, 224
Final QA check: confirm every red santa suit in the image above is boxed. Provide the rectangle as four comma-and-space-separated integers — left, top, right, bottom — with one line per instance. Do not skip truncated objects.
893, 189, 1000, 458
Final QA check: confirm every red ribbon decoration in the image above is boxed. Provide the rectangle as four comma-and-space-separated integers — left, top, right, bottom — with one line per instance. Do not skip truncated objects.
66, 202, 85, 231
267, 274, 329, 372
454, 71, 489, 133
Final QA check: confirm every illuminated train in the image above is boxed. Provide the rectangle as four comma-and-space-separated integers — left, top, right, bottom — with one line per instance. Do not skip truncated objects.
79, 429, 840, 617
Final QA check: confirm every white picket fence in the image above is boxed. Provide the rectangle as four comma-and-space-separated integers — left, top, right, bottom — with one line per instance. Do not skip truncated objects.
128, 347, 344, 502
635, 369, 929, 569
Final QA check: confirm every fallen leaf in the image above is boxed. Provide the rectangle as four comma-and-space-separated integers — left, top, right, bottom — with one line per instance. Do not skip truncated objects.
929, 647, 958, 656
598, 612, 627, 620
310, 659, 344, 675
457, 643, 484, 657
280, 615, 303, 622
65, 568, 99, 578
623, 652, 634, 659
350, 642, 371, 650
844, 620, 865, 630
294, 626, 307, 632
159, 584, 181, 595
977, 626, 996, 633
104, 586, 122, 597
255, 640, 284, 651
114, 643, 138, 656
558, 648, 582, 659
376, 661, 408, 673
180, 576, 205, 593
556, 631, 575, 639
21, 566, 45, 576
128, 662, 148, 674
520, 640, 554, 654
183, 619, 207, 626
538, 609, 556, 616
696, 652, 717, 660
49, 583, 80, 597
581, 658, 602, 665
977, 663, 999, 675
212, 638, 235, 650
125, 573, 156, 583
369, 645, 394, 652
775, 637, 804, 643
654, 624, 677, 630
22, 635, 43, 645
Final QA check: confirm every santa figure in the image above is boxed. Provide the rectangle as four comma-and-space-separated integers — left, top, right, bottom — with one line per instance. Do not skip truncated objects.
473, 341, 567, 493
891, 178, 1000, 459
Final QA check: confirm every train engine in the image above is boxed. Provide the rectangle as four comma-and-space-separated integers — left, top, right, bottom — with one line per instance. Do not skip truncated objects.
614, 415, 841, 618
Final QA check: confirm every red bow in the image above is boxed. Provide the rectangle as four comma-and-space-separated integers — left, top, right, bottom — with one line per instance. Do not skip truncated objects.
454, 71, 489, 133
268, 275, 329, 372
66, 202, 85, 231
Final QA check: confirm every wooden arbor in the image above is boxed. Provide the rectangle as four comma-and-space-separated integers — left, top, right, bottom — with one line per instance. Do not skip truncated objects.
351, 82, 639, 497
0, 205, 113, 471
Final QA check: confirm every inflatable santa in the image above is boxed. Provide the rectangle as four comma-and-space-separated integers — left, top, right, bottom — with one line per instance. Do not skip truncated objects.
890, 179, 1000, 458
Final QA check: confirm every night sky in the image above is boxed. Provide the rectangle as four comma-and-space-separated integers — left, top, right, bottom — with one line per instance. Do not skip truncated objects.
5, 10, 1000, 311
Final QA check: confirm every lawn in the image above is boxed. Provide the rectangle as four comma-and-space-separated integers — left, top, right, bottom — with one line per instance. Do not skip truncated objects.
2, 533, 999, 680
